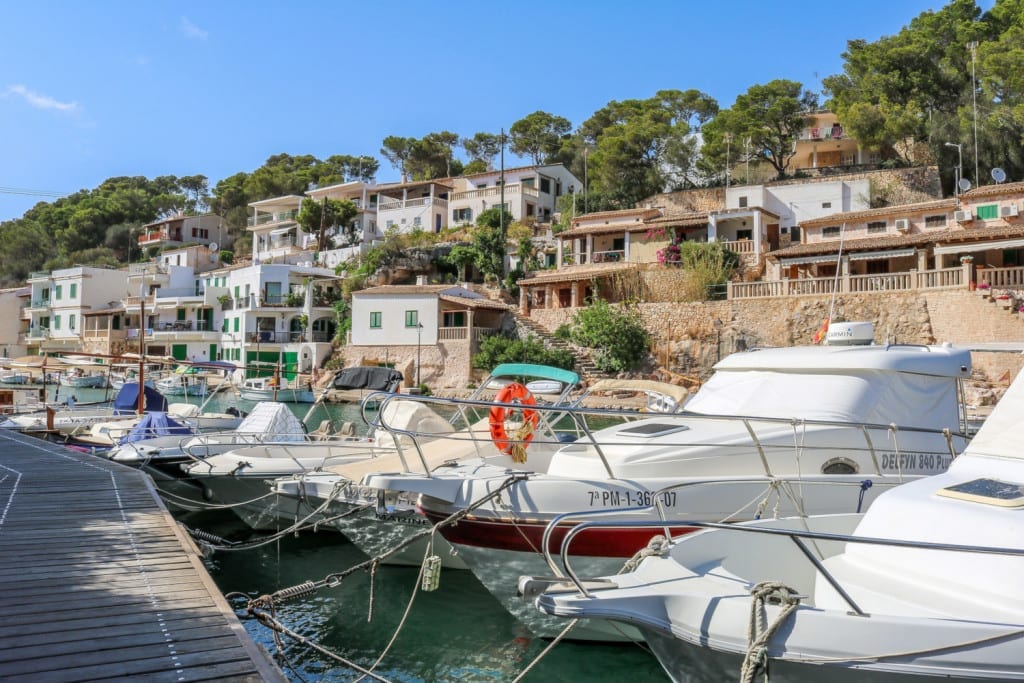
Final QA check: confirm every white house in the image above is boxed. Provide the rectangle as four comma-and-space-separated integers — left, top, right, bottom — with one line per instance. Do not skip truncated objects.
305, 180, 381, 267
25, 266, 129, 354
448, 164, 581, 227
211, 262, 340, 379
248, 195, 319, 264
350, 284, 508, 388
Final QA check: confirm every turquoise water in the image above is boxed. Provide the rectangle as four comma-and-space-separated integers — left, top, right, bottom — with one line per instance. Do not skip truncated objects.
188, 511, 664, 683
61, 386, 666, 681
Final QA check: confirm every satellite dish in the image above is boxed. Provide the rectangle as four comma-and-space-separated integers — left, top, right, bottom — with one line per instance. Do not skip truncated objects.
992, 167, 1007, 183
208, 242, 218, 252
958, 178, 972, 193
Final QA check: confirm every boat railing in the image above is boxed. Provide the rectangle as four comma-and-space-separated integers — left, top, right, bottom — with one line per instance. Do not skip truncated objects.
543, 514, 1024, 615
366, 392, 967, 482
178, 429, 364, 470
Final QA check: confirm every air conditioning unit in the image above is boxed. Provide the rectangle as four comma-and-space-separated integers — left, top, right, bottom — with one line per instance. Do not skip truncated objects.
954, 209, 973, 223
894, 218, 910, 232
1000, 204, 1019, 218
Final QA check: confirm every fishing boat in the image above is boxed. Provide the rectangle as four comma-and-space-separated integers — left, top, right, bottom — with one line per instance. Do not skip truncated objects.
156, 365, 208, 396
59, 367, 108, 388
361, 324, 974, 640
532, 367, 1024, 680
237, 375, 315, 403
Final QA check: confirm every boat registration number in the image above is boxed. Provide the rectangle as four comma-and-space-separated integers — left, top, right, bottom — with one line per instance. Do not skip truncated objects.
586, 490, 677, 508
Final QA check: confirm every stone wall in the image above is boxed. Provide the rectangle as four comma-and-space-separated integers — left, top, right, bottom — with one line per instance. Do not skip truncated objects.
529, 288, 1023, 384
340, 339, 479, 390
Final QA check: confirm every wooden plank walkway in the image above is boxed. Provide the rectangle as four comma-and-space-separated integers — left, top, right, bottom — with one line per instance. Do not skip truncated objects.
0, 428, 287, 682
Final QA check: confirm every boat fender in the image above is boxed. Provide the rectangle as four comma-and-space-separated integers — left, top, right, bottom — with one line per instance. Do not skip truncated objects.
489, 382, 538, 462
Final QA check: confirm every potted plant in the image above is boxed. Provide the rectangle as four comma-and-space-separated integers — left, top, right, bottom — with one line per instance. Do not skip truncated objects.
977, 282, 991, 298
996, 293, 1016, 310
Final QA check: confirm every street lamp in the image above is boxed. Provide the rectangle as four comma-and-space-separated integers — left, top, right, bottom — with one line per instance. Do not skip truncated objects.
945, 142, 963, 204
416, 322, 423, 387
724, 133, 733, 189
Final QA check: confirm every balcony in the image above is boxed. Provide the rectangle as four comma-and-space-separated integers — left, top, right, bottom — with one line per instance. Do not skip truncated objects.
377, 196, 449, 212
28, 271, 51, 281
438, 326, 498, 342
28, 298, 52, 309
728, 266, 974, 299
450, 183, 539, 202
138, 230, 183, 245
247, 210, 299, 227
799, 125, 845, 141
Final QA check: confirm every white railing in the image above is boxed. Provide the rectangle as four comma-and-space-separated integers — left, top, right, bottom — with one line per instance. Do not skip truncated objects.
450, 183, 538, 202
728, 266, 973, 300
438, 326, 498, 342
978, 266, 1024, 289
377, 197, 449, 212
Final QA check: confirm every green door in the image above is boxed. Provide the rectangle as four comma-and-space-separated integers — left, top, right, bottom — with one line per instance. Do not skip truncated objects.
209, 344, 218, 361
172, 344, 188, 361
283, 351, 299, 381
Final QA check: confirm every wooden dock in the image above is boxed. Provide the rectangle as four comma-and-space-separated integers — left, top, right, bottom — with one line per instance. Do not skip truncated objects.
0, 428, 287, 682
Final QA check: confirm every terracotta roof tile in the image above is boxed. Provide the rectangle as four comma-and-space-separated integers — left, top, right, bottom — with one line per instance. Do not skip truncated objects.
799, 199, 956, 227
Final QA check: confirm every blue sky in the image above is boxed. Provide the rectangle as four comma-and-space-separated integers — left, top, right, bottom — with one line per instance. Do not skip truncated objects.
0, 1, 979, 222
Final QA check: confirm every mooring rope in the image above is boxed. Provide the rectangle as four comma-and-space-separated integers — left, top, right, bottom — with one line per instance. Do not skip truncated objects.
240, 475, 527, 677
740, 581, 802, 683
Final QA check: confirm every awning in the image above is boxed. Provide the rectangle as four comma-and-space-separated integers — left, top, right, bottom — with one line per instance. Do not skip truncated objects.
933, 238, 1024, 256
847, 248, 917, 262
269, 226, 295, 236
779, 248, 916, 266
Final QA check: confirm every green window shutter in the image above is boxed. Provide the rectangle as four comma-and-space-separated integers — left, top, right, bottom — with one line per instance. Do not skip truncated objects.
233, 317, 239, 332
70, 283, 77, 298
976, 204, 999, 220
55, 285, 62, 300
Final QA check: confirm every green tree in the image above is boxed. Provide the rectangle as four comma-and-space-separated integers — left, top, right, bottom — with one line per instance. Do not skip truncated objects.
381, 136, 417, 182
580, 89, 718, 204
472, 333, 575, 372
701, 80, 817, 181
442, 244, 478, 282
566, 299, 649, 374
461, 132, 502, 169
473, 207, 513, 280
509, 111, 572, 164
297, 197, 358, 249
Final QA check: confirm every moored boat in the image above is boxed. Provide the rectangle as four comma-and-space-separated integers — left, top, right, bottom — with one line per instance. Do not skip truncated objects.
361, 326, 974, 640
532, 364, 1024, 680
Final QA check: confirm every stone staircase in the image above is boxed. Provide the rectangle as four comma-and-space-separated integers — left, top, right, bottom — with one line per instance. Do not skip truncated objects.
510, 310, 610, 383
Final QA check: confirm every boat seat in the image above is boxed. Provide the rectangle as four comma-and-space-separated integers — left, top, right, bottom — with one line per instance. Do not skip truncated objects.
309, 419, 335, 441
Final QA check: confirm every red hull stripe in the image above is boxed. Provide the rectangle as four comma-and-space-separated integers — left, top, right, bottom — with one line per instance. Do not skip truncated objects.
422, 510, 696, 558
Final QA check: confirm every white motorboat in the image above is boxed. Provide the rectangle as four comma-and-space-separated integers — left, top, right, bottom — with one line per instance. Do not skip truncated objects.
0, 382, 168, 433
532, 365, 1024, 680
271, 363, 587, 569
362, 327, 974, 640
64, 402, 244, 451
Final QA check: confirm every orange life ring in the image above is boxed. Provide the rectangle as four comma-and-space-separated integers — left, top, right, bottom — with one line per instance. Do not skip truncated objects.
489, 382, 539, 455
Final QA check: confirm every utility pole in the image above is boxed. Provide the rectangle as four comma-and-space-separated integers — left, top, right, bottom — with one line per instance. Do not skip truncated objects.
968, 40, 979, 185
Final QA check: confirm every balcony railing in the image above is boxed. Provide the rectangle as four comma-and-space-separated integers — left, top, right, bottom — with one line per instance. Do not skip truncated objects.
28, 271, 51, 280
977, 266, 1024, 289
246, 331, 288, 343
29, 298, 52, 308
377, 196, 449, 212
450, 183, 539, 202
728, 266, 970, 299
437, 326, 499, 341
247, 210, 299, 227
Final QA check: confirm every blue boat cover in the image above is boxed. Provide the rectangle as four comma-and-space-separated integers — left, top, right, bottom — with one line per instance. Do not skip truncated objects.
118, 412, 192, 444
113, 382, 168, 413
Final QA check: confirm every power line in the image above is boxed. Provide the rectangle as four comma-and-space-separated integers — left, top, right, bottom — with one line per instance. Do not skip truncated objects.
0, 186, 68, 198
